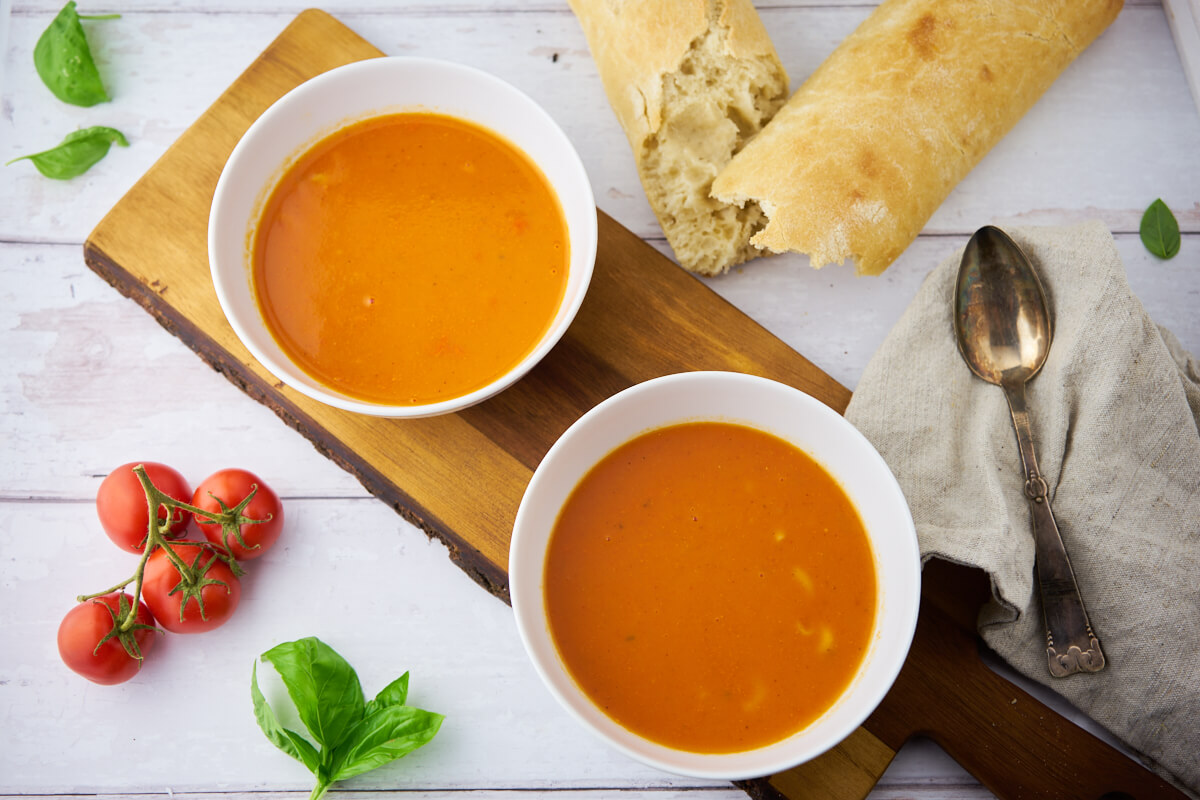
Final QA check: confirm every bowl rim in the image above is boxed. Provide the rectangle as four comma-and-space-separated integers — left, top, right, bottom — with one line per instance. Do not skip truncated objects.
510, 370, 921, 780
208, 55, 597, 418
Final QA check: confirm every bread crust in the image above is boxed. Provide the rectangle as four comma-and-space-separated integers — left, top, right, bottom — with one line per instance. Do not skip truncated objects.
569, 0, 779, 156
569, 0, 788, 275
712, 0, 1124, 275
569, 0, 707, 155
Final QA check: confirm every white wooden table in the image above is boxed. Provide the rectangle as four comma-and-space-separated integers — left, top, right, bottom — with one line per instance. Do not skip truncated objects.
2, 2, 1198, 798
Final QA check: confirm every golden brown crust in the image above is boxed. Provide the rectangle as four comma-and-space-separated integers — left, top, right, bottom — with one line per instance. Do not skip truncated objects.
712, 0, 1124, 275
717, 0, 780, 61
567, 0, 709, 154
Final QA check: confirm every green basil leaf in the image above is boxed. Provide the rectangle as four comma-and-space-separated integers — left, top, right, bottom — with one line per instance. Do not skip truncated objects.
34, 1, 115, 107
1140, 198, 1181, 260
251, 661, 322, 774
364, 671, 409, 717
330, 704, 444, 783
261, 637, 365, 752
7, 126, 127, 180
281, 728, 322, 776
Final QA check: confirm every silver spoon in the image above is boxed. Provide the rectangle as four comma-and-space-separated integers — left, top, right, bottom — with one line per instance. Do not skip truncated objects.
954, 225, 1105, 677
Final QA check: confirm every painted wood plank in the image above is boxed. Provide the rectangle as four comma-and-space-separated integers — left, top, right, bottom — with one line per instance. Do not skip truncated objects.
0, 499, 707, 792
3, 230, 1196, 500
2, 6, 1197, 247
0, 242, 370, 501
0, 497, 984, 794
701, 232, 1200, 389
1164, 0, 1200, 111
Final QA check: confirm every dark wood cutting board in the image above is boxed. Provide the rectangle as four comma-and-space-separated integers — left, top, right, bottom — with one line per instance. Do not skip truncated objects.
82, 10, 1184, 800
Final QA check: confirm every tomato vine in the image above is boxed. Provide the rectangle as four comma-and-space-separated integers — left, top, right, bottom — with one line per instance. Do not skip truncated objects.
78, 464, 272, 636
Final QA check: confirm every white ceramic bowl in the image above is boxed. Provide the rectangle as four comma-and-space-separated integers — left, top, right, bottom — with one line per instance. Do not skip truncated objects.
209, 57, 597, 417
510, 371, 920, 780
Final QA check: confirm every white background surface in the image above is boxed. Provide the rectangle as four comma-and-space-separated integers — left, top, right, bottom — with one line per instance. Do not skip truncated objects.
1, 1, 1198, 799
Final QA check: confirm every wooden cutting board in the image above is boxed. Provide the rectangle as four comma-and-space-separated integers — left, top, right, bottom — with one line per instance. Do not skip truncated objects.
82, 10, 1184, 800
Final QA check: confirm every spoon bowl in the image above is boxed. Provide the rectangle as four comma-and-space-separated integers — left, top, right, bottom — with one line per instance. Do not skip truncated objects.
955, 225, 1052, 387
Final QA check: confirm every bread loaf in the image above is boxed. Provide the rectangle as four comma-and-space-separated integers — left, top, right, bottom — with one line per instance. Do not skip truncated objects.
567, 0, 788, 276
711, 0, 1123, 275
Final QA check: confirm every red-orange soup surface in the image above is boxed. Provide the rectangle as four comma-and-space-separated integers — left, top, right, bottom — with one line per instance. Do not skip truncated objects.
253, 112, 568, 405
545, 421, 878, 753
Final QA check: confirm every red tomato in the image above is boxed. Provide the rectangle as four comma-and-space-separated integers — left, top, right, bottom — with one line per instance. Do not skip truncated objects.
192, 469, 283, 561
96, 462, 192, 553
58, 592, 158, 685
142, 543, 241, 634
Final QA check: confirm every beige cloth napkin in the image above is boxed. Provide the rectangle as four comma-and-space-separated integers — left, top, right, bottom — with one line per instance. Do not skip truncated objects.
844, 221, 1200, 796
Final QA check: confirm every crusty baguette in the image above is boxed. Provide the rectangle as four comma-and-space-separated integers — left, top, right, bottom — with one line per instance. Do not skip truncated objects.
711, 0, 1123, 275
568, 0, 788, 276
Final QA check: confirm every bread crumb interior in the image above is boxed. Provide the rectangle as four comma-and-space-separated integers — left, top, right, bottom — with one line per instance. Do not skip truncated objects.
639, 2, 786, 276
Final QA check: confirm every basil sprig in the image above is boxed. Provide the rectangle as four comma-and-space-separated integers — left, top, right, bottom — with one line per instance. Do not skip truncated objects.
252, 637, 443, 800
7, 126, 127, 179
34, 2, 119, 107
1140, 198, 1181, 260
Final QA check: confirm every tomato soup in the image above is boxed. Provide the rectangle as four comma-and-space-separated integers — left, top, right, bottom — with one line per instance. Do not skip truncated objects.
252, 112, 569, 405
544, 422, 877, 753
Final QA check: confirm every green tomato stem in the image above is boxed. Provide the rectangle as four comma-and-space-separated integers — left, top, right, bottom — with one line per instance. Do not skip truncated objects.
76, 577, 134, 602
132, 465, 197, 576
131, 464, 216, 521
116, 532, 159, 633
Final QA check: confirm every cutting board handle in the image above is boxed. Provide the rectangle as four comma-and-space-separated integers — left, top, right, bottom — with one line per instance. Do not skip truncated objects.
741, 727, 896, 800
862, 561, 1188, 800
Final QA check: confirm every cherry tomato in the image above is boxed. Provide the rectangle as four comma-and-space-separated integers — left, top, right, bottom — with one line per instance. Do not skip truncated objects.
142, 543, 241, 634
192, 469, 283, 561
58, 592, 158, 685
96, 462, 191, 553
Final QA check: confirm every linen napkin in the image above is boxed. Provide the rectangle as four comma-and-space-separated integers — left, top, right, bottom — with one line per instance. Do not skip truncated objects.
844, 220, 1200, 796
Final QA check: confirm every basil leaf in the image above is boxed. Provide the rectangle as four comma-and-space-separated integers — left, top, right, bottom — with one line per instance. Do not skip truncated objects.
7, 126, 127, 180
364, 671, 409, 718
252, 638, 440, 800
330, 704, 444, 782
250, 661, 322, 774
34, 2, 116, 107
1140, 198, 1181, 260
261, 637, 365, 752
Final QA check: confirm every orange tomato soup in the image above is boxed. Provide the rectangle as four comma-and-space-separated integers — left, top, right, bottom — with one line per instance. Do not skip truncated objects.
253, 113, 568, 405
545, 422, 877, 753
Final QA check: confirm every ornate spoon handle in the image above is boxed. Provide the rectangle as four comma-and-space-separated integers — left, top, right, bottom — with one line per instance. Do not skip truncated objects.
1003, 379, 1105, 677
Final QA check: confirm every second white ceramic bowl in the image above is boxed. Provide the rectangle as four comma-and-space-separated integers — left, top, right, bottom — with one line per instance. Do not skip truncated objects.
510, 371, 920, 780
209, 57, 597, 417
